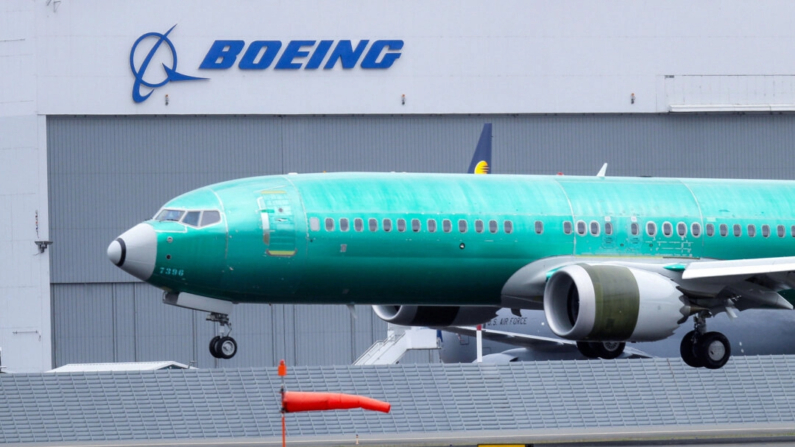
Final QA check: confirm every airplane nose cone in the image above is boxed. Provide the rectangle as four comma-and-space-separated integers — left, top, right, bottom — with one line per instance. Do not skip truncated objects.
107, 239, 123, 265
108, 223, 157, 281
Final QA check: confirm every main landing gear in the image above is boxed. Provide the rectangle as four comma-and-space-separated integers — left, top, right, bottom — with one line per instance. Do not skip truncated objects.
576, 340, 626, 359
208, 312, 237, 359
680, 311, 731, 369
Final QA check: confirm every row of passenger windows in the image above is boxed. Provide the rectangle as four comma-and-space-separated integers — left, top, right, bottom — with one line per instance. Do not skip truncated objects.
565, 220, 795, 239
310, 217, 520, 234
311, 216, 795, 239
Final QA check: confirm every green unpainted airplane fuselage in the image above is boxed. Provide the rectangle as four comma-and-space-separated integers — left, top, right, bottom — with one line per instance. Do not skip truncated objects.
144, 173, 795, 305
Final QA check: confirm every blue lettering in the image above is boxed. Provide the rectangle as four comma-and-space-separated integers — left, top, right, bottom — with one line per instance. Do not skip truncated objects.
324, 40, 369, 69
305, 40, 333, 70
199, 40, 245, 69
239, 41, 282, 69
275, 40, 315, 69
361, 40, 403, 69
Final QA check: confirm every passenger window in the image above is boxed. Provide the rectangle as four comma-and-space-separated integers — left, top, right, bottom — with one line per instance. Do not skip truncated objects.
182, 211, 201, 227
489, 220, 498, 234
590, 221, 599, 236
733, 224, 741, 237
535, 221, 544, 235
576, 220, 586, 236
475, 220, 484, 233
762, 225, 770, 238
691, 223, 701, 237
504, 220, 513, 234
412, 219, 421, 232
647, 222, 657, 237
459, 219, 468, 233
428, 219, 437, 233
778, 225, 785, 238
630, 222, 639, 236
397, 219, 406, 232
201, 210, 221, 227
383, 218, 392, 232
340, 218, 350, 232
677, 222, 686, 237
662, 222, 672, 237
368, 218, 378, 232
605, 222, 613, 236
443, 219, 452, 233
747, 224, 756, 237
354, 218, 363, 232
719, 224, 728, 237
309, 217, 320, 231
564, 221, 573, 235
706, 223, 714, 237
792, 225, 795, 237
325, 218, 335, 231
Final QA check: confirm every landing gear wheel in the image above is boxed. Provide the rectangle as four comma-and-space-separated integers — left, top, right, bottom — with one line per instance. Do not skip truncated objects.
576, 341, 599, 359
209, 336, 222, 358
217, 336, 238, 359
698, 331, 730, 370
680, 330, 703, 368
592, 341, 625, 359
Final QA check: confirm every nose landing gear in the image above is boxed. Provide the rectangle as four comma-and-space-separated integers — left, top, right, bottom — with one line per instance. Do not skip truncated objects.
680, 312, 731, 369
208, 312, 237, 359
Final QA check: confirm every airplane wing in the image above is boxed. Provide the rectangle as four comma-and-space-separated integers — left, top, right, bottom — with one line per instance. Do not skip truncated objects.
681, 255, 795, 280
443, 325, 655, 358
444, 325, 574, 349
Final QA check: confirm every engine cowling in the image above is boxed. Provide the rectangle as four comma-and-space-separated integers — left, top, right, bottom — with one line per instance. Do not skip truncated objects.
543, 264, 690, 342
372, 305, 499, 326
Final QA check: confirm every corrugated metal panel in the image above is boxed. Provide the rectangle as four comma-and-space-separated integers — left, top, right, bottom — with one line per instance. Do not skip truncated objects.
51, 284, 410, 368
52, 284, 115, 366
48, 114, 795, 283
3, 357, 795, 443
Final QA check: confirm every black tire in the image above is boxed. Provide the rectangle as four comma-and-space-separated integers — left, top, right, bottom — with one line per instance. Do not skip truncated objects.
209, 336, 221, 358
680, 330, 703, 368
218, 336, 238, 360
698, 331, 730, 370
576, 341, 599, 359
593, 341, 625, 359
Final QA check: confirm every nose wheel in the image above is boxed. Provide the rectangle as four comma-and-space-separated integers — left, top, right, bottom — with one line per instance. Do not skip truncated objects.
680, 312, 731, 369
207, 312, 237, 359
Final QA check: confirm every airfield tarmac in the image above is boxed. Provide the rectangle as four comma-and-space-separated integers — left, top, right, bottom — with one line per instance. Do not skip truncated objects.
7, 423, 795, 447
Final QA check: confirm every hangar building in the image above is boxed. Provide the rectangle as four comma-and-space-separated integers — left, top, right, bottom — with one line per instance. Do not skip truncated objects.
3, 0, 795, 372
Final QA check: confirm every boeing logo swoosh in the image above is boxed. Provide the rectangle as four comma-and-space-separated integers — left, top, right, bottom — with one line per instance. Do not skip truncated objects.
129, 25, 206, 103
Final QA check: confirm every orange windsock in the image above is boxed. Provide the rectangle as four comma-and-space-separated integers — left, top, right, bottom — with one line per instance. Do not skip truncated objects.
282, 391, 391, 414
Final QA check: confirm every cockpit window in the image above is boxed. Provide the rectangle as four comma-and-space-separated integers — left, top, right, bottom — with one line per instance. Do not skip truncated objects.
156, 209, 184, 222
182, 211, 201, 227
201, 210, 221, 227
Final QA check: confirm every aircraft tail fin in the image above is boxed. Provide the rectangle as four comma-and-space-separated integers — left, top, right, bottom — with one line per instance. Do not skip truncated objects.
467, 123, 492, 174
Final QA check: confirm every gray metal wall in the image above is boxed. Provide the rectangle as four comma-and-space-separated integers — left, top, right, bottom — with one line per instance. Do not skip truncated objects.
47, 113, 795, 367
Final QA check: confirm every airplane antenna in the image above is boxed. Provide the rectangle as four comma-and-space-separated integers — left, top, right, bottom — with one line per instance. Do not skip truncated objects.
596, 163, 608, 177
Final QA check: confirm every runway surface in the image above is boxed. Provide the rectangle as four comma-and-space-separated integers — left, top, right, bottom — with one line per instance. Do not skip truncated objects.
6, 423, 795, 447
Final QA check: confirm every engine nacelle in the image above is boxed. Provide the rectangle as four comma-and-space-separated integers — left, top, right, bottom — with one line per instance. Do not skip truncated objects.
543, 264, 689, 342
372, 305, 499, 327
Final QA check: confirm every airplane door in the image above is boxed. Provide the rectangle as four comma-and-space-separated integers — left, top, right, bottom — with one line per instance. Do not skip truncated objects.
258, 191, 297, 257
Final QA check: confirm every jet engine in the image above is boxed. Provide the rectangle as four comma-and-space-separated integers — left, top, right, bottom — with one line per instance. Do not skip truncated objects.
372, 305, 499, 327
543, 264, 690, 342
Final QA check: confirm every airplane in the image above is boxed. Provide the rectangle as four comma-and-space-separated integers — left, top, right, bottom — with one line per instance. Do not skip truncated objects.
107, 129, 795, 369
439, 307, 795, 363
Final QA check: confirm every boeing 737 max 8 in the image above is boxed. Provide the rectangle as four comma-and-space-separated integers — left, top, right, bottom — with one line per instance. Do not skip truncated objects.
108, 159, 795, 370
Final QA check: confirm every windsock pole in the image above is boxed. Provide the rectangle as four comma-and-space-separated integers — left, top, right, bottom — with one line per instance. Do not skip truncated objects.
278, 359, 287, 447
